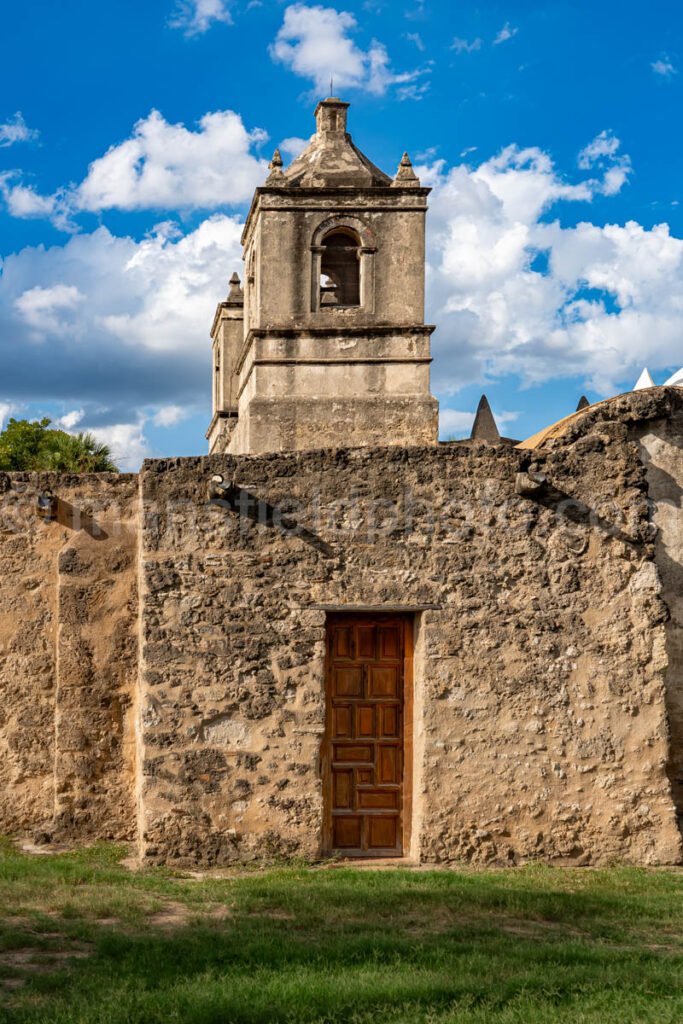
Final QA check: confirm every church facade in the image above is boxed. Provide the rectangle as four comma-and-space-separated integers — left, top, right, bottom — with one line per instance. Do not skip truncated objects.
0, 100, 682, 866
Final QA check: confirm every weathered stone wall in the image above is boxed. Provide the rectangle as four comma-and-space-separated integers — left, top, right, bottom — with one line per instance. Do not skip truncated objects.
139, 389, 683, 866
1, 390, 681, 867
0, 473, 139, 841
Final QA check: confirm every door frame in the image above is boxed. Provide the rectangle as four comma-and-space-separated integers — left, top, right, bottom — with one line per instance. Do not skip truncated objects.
320, 612, 414, 859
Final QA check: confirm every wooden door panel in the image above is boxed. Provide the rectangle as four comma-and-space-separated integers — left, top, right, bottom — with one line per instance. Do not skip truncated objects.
333, 770, 353, 809
334, 816, 362, 848
356, 626, 376, 659
333, 706, 353, 737
333, 667, 363, 697
379, 626, 401, 660
357, 790, 399, 810
368, 816, 398, 850
356, 706, 374, 737
333, 627, 354, 660
333, 743, 373, 763
380, 705, 399, 738
378, 745, 399, 784
324, 614, 409, 857
369, 666, 400, 698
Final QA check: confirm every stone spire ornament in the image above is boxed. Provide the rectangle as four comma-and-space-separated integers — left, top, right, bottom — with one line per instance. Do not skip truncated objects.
392, 152, 420, 187
576, 396, 590, 411
266, 147, 286, 186
470, 395, 500, 442
227, 271, 243, 305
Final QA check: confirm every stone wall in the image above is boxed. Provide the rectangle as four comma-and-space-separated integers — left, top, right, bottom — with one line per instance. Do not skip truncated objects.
0, 390, 681, 867
0, 473, 139, 842
138, 389, 683, 866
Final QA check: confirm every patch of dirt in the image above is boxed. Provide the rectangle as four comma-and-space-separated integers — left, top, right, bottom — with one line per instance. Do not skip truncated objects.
146, 901, 233, 929
0, 944, 92, 986
146, 902, 191, 929
206, 905, 232, 921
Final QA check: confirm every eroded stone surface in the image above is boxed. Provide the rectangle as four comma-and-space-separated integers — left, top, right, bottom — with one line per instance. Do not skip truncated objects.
0, 390, 682, 867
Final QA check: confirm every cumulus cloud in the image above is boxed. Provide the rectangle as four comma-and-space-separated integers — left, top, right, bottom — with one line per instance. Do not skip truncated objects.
90, 421, 151, 472
425, 138, 683, 397
2, 109, 268, 224
652, 56, 677, 78
14, 284, 85, 337
77, 109, 267, 212
0, 112, 38, 148
169, 0, 233, 36
0, 216, 243, 445
57, 409, 85, 430
270, 4, 427, 98
152, 405, 190, 427
493, 22, 518, 45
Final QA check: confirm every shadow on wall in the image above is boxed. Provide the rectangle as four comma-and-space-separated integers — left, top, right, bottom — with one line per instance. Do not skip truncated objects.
208, 477, 334, 557
39, 494, 109, 541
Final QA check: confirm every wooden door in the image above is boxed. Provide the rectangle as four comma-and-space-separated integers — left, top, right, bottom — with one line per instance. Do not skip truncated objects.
323, 614, 411, 857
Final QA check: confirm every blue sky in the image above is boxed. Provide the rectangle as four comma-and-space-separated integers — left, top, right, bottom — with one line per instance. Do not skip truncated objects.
1, 0, 682, 465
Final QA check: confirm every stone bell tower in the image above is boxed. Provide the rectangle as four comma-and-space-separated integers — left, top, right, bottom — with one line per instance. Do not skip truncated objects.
207, 97, 439, 455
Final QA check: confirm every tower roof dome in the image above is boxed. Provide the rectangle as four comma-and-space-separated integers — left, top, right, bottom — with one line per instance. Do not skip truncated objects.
282, 97, 393, 188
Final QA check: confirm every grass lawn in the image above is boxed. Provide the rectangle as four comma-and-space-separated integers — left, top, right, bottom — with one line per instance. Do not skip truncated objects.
0, 842, 681, 1022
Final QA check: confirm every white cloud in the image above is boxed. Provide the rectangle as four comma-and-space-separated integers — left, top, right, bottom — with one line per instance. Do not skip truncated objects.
14, 284, 85, 337
439, 408, 475, 435
76, 109, 267, 212
169, 0, 233, 36
57, 408, 85, 430
578, 130, 620, 167
270, 4, 426, 98
279, 136, 308, 158
652, 56, 677, 78
152, 405, 189, 427
577, 130, 632, 196
451, 37, 482, 54
493, 22, 518, 45
2, 109, 268, 223
0, 403, 16, 431
91, 422, 150, 472
0, 215, 243, 447
425, 142, 683, 398
0, 112, 38, 148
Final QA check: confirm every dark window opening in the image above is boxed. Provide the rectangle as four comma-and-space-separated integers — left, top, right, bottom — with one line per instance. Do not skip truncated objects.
320, 230, 360, 307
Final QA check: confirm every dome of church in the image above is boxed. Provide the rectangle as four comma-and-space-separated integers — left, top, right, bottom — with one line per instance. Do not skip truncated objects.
664, 367, 683, 386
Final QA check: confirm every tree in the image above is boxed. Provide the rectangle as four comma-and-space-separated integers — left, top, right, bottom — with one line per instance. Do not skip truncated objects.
0, 418, 118, 473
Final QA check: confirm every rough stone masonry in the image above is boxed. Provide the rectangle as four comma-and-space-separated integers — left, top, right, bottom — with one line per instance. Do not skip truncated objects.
0, 98, 682, 866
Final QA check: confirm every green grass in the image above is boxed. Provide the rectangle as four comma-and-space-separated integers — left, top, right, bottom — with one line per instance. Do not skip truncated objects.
0, 841, 681, 1023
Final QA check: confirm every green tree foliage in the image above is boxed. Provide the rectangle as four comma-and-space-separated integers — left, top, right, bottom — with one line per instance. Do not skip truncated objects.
0, 417, 118, 473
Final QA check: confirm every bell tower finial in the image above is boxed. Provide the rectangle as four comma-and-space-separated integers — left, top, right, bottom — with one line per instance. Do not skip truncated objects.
392, 152, 420, 188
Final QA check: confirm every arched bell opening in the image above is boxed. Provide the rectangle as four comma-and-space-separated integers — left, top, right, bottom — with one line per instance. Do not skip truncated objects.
319, 229, 361, 307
